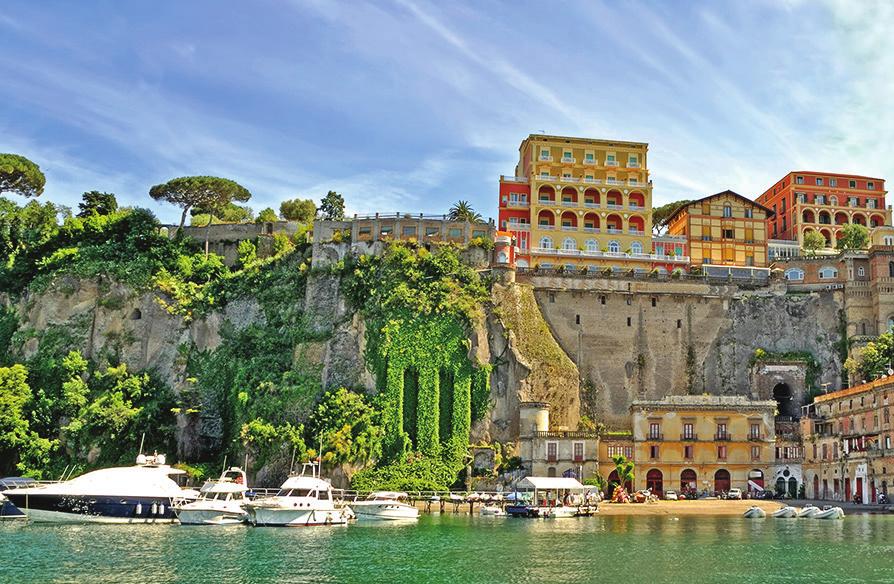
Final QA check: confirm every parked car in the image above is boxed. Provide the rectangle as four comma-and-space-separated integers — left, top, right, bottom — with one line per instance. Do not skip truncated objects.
727, 488, 742, 500
664, 490, 678, 501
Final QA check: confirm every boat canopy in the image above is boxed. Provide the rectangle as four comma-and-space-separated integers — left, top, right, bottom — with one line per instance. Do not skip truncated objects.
518, 477, 587, 491
367, 491, 408, 500
201, 481, 248, 494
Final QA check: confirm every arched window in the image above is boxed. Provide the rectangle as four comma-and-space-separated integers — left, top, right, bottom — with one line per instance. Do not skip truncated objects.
723, 204, 732, 218
631, 241, 643, 254
563, 237, 576, 251
888, 316, 894, 332
830, 196, 838, 206
585, 239, 598, 252
516, 259, 529, 268
496, 251, 508, 264
540, 236, 553, 250
784, 268, 804, 281
818, 266, 838, 279
608, 240, 621, 253
889, 261, 894, 277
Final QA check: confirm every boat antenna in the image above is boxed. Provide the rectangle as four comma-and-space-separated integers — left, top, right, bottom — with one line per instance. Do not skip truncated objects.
289, 445, 297, 475
58, 465, 69, 482
138, 432, 146, 456
317, 434, 323, 478
221, 455, 227, 476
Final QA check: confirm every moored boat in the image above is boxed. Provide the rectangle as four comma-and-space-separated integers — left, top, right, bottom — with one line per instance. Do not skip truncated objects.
351, 491, 419, 521
771, 506, 798, 518
814, 506, 845, 519
480, 504, 506, 516
244, 462, 350, 527
174, 467, 250, 525
743, 506, 767, 518
1, 453, 197, 524
797, 505, 821, 518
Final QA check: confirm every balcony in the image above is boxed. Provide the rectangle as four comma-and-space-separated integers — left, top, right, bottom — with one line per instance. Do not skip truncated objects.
606, 228, 624, 234
561, 225, 576, 231
748, 434, 766, 442
606, 203, 624, 210
561, 157, 576, 164
500, 175, 528, 183
647, 433, 664, 441
629, 229, 645, 235
538, 224, 555, 230
584, 202, 600, 208
507, 223, 530, 231
531, 247, 556, 255
539, 155, 553, 162
606, 160, 619, 167
582, 158, 597, 166
681, 433, 698, 441
629, 203, 643, 210
559, 176, 579, 183
606, 178, 621, 185
628, 161, 640, 168
538, 175, 558, 181
583, 177, 602, 184
582, 227, 600, 233
560, 200, 577, 206
507, 200, 529, 208
627, 179, 639, 186
715, 433, 731, 441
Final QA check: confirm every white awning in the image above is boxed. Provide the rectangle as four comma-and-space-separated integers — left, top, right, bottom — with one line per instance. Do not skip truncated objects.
518, 476, 586, 491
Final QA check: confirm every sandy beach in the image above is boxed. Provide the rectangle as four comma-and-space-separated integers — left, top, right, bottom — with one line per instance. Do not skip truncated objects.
595, 498, 778, 516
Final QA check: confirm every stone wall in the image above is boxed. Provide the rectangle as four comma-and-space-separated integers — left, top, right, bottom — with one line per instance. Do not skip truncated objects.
530, 274, 844, 429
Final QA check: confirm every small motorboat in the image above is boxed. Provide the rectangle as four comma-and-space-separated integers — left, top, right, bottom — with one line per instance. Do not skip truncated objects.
244, 462, 350, 527
771, 506, 798, 518
351, 491, 419, 521
797, 505, 821, 518
743, 506, 767, 518
0, 493, 26, 520
814, 506, 845, 519
480, 505, 506, 516
174, 467, 250, 525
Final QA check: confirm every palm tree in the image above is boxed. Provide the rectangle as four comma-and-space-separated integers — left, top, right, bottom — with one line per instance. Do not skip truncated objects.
612, 454, 635, 498
448, 200, 482, 223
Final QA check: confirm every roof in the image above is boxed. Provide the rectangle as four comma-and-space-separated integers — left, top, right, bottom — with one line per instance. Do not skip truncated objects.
631, 395, 777, 413
789, 171, 885, 182
518, 476, 586, 491
522, 134, 648, 148
814, 377, 894, 404
666, 190, 775, 224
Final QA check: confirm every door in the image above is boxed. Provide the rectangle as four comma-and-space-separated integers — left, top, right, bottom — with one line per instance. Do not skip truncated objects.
646, 469, 663, 497
855, 478, 863, 503
714, 469, 731, 494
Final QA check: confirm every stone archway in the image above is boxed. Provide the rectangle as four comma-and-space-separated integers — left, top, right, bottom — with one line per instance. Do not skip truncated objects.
773, 383, 794, 418
751, 361, 808, 420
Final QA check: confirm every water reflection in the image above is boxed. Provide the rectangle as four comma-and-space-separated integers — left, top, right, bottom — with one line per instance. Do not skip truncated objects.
2, 515, 894, 583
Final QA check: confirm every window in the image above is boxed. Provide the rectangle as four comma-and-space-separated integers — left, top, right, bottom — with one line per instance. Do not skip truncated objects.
402, 226, 416, 237
850, 179, 857, 188
717, 445, 727, 460
858, 266, 865, 277
649, 445, 659, 459
683, 423, 694, 439
830, 195, 838, 206
745, 208, 753, 218
649, 423, 661, 439
796, 176, 804, 185
540, 236, 553, 249
830, 178, 837, 187
585, 153, 595, 162
575, 314, 580, 325
628, 155, 638, 166
868, 181, 875, 190
631, 241, 643, 254
627, 317, 632, 327
548, 292, 555, 303
677, 319, 682, 329
751, 446, 761, 461
816, 177, 824, 186
540, 148, 550, 159
716, 423, 728, 439
723, 229, 735, 239
606, 154, 616, 163
750, 423, 760, 439
585, 239, 598, 252
684, 445, 694, 459
540, 171, 549, 178
547, 442, 558, 462
600, 295, 606, 305
563, 237, 576, 251
608, 240, 620, 253
651, 297, 657, 307
889, 261, 894, 277
818, 266, 838, 279
723, 205, 732, 218
573, 441, 584, 462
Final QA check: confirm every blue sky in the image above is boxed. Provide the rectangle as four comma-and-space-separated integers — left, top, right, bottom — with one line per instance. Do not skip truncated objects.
1, 0, 892, 223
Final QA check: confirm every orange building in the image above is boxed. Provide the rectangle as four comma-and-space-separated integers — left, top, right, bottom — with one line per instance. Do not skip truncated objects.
666, 190, 772, 268
757, 172, 889, 250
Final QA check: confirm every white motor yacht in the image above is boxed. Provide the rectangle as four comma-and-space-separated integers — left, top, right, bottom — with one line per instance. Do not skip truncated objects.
245, 462, 350, 527
351, 491, 419, 521
175, 467, 249, 525
2, 453, 198, 523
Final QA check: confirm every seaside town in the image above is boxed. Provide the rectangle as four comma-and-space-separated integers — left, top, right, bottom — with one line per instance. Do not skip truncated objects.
4, 2, 894, 583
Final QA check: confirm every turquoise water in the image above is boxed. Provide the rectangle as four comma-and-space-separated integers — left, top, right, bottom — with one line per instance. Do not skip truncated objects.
3, 514, 894, 583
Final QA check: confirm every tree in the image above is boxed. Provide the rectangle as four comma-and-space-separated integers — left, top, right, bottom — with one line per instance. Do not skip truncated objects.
850, 332, 894, 382
149, 176, 252, 230
836, 223, 870, 251
319, 191, 345, 221
0, 364, 54, 476
802, 230, 826, 256
0, 154, 45, 198
611, 454, 635, 497
279, 198, 316, 223
77, 191, 118, 217
256, 207, 279, 223
448, 200, 482, 223
651, 199, 691, 234
308, 387, 384, 466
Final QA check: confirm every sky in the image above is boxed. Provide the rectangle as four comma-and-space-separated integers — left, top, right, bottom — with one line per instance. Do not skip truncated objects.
1, 0, 893, 224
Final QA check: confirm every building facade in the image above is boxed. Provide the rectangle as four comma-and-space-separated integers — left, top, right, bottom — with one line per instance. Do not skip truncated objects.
757, 171, 890, 250
630, 396, 777, 497
498, 134, 689, 272
801, 378, 894, 503
666, 190, 772, 268
517, 402, 601, 479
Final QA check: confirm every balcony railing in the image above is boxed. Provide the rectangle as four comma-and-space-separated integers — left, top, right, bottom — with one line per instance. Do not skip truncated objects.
561, 157, 576, 164
539, 155, 553, 162
538, 224, 555, 230
606, 228, 623, 234
606, 160, 619, 167
559, 176, 579, 183
606, 204, 624, 210
582, 227, 599, 233
507, 223, 530, 231
583, 158, 597, 165
628, 161, 640, 168
715, 433, 731, 441
539, 175, 558, 181
647, 433, 664, 441
681, 433, 698, 441
560, 200, 577, 206
507, 200, 529, 208
561, 225, 576, 231
629, 229, 645, 235
584, 202, 600, 208
627, 179, 639, 186
605, 179, 621, 185
583, 177, 601, 184
533, 430, 600, 439
748, 434, 766, 442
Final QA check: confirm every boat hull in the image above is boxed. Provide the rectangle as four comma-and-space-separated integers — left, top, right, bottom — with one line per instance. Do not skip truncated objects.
772, 506, 798, 518
743, 506, 767, 518
0, 496, 26, 520
815, 507, 845, 519
797, 506, 821, 518
176, 506, 248, 525
248, 506, 350, 527
352, 503, 418, 521
4, 493, 180, 523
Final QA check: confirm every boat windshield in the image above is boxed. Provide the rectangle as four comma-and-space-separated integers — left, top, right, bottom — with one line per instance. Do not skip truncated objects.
277, 488, 316, 498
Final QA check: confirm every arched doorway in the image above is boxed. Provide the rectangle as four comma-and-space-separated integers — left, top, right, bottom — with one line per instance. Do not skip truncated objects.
773, 383, 794, 418
714, 469, 731, 494
681, 469, 697, 495
607, 470, 632, 496
547, 467, 557, 478
788, 477, 798, 498
775, 477, 786, 495
646, 469, 663, 496
813, 475, 820, 499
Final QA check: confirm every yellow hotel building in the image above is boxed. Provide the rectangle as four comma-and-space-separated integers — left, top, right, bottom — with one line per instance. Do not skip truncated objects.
511, 135, 661, 271
666, 190, 772, 268
631, 396, 777, 497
